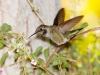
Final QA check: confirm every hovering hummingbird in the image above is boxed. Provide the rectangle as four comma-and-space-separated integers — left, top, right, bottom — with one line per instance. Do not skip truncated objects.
29, 8, 87, 45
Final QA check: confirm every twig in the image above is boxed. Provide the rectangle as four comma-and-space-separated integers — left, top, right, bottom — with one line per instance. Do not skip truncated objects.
27, 0, 46, 24
75, 27, 100, 38
40, 66, 54, 75
46, 46, 61, 67
67, 58, 76, 62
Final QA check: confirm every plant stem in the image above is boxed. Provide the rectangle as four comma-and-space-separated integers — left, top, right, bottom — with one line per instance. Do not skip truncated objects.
40, 66, 54, 75
46, 46, 61, 67
75, 27, 100, 38
27, 0, 46, 24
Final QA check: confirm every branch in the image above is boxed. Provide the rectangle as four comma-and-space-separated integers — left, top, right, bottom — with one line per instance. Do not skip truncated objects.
46, 46, 61, 67
75, 27, 100, 38
40, 66, 54, 75
27, 0, 46, 24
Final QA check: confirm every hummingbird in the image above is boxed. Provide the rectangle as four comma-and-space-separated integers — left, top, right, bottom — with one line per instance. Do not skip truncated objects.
29, 8, 87, 45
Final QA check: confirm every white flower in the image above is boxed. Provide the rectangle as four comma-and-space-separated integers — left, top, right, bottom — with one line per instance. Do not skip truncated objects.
17, 43, 23, 47
24, 38, 30, 44
31, 60, 37, 65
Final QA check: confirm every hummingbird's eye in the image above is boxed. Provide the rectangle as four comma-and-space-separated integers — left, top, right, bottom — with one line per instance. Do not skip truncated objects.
43, 29, 47, 35
40, 28, 42, 31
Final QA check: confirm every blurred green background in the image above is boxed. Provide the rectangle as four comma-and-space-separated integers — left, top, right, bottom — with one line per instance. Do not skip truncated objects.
60, 0, 100, 75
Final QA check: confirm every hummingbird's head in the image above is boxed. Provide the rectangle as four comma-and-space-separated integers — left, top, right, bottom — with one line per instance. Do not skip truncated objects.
32, 24, 51, 37
35, 25, 47, 36
29, 24, 51, 38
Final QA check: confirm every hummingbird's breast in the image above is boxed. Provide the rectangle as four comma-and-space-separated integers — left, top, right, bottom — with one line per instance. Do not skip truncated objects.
48, 27, 69, 45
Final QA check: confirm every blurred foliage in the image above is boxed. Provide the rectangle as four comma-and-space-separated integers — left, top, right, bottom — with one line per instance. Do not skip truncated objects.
60, 0, 100, 74
0, 23, 12, 49
0, 23, 100, 75
65, 31, 100, 75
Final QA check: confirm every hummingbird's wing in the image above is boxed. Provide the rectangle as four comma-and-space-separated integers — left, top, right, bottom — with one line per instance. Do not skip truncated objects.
66, 22, 88, 39
58, 16, 83, 34
53, 8, 65, 25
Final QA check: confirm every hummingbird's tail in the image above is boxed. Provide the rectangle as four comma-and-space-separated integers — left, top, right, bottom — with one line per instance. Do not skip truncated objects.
68, 22, 88, 39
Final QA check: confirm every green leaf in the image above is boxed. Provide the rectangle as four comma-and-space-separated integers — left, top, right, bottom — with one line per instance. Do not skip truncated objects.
0, 52, 8, 66
79, 22, 88, 28
6, 33, 13, 38
16, 38, 21, 43
59, 56, 67, 64
0, 43, 4, 49
0, 40, 5, 49
35, 46, 43, 56
30, 53, 38, 60
44, 48, 50, 60
51, 61, 58, 66
59, 56, 69, 68
62, 62, 69, 68
1, 39, 7, 45
38, 58, 44, 65
1, 23, 11, 32
51, 55, 57, 61
14, 53, 20, 61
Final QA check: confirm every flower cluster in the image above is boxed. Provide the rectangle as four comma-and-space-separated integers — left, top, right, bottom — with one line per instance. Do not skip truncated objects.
0, 70, 2, 75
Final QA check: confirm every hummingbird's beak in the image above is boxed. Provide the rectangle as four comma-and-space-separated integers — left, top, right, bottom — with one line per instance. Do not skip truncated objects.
28, 30, 41, 38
